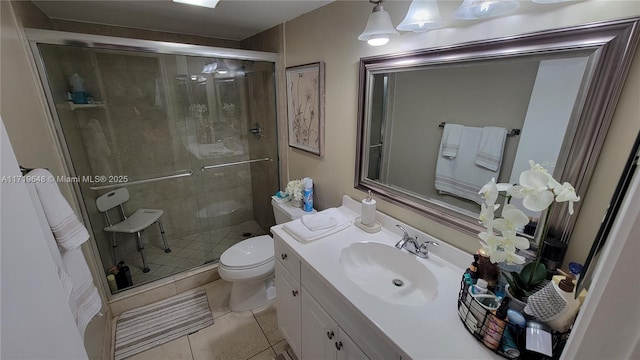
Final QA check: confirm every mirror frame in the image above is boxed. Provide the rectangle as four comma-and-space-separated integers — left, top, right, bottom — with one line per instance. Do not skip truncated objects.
355, 17, 640, 241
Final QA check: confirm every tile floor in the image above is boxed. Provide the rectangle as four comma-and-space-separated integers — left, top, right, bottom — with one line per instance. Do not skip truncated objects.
125, 278, 289, 360
116, 220, 267, 291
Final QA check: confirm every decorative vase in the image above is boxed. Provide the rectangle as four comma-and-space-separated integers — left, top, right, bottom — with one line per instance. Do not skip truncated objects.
292, 198, 302, 208
505, 284, 527, 312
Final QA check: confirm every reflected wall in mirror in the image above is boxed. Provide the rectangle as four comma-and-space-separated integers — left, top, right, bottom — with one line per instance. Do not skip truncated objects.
356, 18, 640, 245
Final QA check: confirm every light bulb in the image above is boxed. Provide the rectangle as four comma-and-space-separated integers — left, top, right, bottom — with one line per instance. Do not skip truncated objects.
368, 37, 390, 46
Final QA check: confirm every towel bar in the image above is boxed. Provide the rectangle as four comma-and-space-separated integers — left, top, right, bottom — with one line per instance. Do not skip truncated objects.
438, 122, 520, 137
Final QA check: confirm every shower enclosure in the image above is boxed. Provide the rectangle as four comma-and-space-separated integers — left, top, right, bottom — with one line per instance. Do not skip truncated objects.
28, 30, 279, 294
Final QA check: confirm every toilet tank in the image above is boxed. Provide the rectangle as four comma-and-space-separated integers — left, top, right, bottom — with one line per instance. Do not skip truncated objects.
272, 199, 316, 224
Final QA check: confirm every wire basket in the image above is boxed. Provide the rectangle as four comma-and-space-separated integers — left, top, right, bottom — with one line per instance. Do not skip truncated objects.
457, 276, 569, 359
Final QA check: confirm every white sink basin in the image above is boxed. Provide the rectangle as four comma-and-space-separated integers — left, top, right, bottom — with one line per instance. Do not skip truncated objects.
339, 242, 438, 306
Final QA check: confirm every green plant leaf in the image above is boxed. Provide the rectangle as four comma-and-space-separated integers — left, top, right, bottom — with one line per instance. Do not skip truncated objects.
504, 271, 525, 299
519, 262, 547, 288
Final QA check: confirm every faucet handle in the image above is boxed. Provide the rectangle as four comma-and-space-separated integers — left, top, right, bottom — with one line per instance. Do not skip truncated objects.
417, 240, 439, 258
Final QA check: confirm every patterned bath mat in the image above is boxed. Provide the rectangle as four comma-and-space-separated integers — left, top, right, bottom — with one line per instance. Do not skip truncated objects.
114, 289, 213, 360
274, 345, 297, 360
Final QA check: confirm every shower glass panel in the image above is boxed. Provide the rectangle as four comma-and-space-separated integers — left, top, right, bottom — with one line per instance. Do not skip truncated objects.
35, 42, 278, 294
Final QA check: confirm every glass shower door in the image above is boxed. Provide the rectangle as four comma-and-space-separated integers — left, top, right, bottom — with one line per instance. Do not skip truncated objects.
177, 56, 279, 263
37, 44, 213, 291
35, 40, 279, 294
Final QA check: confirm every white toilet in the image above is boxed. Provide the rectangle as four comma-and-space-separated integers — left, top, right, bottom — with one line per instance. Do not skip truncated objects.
218, 199, 315, 311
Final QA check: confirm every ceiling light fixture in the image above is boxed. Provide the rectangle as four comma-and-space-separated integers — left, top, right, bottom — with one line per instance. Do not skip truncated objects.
172, 0, 220, 9
452, 0, 520, 20
396, 0, 446, 33
358, 0, 399, 46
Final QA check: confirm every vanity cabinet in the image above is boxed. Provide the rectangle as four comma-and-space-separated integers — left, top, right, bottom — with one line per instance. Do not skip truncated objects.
274, 235, 401, 360
274, 242, 302, 357
302, 288, 368, 360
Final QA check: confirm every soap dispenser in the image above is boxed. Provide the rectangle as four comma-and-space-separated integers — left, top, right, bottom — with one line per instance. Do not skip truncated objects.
546, 275, 581, 332
354, 190, 381, 233
525, 274, 581, 333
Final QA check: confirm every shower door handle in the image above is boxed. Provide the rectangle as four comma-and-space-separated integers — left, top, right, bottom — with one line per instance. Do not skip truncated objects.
202, 158, 271, 170
89, 170, 193, 190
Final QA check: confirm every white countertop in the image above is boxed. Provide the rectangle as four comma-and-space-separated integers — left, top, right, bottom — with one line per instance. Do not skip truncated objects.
272, 195, 502, 360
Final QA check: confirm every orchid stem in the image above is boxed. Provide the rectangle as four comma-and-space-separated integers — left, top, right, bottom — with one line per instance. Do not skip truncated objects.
528, 205, 552, 286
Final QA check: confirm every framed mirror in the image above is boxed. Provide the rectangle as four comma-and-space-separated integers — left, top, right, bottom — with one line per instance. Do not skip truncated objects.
355, 18, 640, 243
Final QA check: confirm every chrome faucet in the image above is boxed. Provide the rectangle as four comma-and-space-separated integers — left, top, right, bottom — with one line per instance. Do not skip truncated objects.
395, 225, 418, 249
395, 224, 439, 259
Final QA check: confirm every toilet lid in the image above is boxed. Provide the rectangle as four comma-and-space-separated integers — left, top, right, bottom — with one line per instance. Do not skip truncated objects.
220, 235, 274, 269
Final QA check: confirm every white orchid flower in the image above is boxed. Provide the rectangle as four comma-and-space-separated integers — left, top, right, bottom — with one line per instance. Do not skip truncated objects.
487, 249, 506, 264
528, 160, 548, 173
494, 204, 530, 234
478, 178, 499, 205
528, 160, 564, 190
484, 245, 525, 265
502, 244, 526, 265
496, 182, 511, 192
507, 169, 555, 211
479, 203, 500, 230
555, 182, 581, 215
501, 231, 530, 251
478, 231, 503, 252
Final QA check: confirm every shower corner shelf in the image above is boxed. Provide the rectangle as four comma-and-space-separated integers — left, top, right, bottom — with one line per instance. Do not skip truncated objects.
67, 101, 107, 111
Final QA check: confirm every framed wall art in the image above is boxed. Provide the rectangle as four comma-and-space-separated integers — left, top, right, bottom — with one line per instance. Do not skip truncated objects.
286, 62, 325, 156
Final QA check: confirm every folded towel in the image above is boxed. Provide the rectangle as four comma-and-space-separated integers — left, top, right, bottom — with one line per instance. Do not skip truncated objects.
283, 208, 352, 243
302, 212, 338, 231
476, 126, 508, 171
441, 123, 464, 159
31, 169, 90, 251
271, 191, 291, 204
435, 126, 499, 204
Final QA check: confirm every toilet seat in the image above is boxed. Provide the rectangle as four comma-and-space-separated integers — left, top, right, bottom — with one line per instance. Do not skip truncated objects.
220, 235, 274, 270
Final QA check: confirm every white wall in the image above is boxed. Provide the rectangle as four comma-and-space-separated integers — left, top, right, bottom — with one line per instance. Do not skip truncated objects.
283, 0, 640, 258
1, 118, 88, 360
0, 0, 73, 203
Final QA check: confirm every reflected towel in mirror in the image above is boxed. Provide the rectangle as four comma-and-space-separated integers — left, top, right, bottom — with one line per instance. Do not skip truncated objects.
441, 123, 464, 159
476, 126, 507, 171
435, 126, 501, 204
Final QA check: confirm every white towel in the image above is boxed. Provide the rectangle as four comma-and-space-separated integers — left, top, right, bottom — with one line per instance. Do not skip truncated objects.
31, 169, 91, 251
440, 123, 464, 159
26, 182, 75, 307
62, 248, 103, 337
476, 126, 508, 171
283, 208, 352, 243
302, 212, 338, 231
435, 126, 500, 204
27, 174, 102, 338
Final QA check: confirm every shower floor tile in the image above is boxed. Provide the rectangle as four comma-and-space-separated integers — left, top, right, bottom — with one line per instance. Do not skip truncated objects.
115, 220, 267, 292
